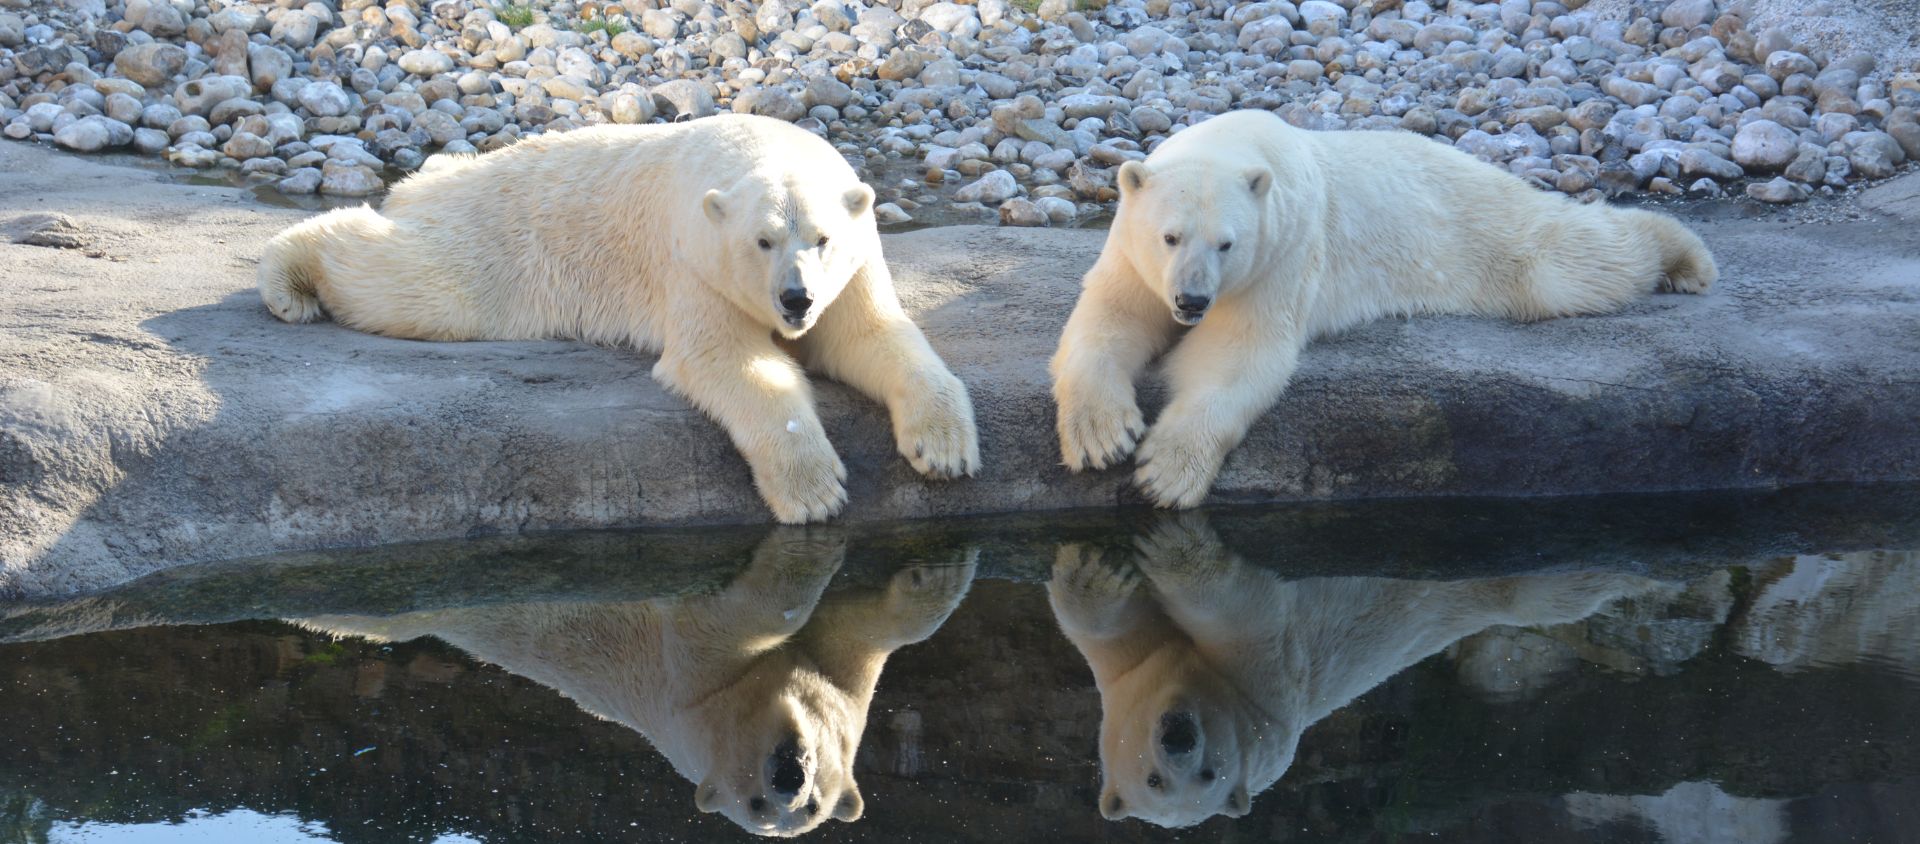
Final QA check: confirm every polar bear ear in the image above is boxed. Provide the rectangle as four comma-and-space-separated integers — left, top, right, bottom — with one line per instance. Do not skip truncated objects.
1223, 782, 1251, 817
1100, 787, 1127, 820
1117, 160, 1150, 196
843, 184, 875, 217
702, 188, 729, 224
1244, 167, 1272, 197
832, 785, 865, 821
694, 781, 724, 813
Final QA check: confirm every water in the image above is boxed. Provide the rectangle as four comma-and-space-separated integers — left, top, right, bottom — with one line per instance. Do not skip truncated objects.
2, 486, 1917, 843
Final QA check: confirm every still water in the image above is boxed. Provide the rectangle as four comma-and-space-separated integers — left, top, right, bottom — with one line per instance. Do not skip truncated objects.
2, 487, 1916, 843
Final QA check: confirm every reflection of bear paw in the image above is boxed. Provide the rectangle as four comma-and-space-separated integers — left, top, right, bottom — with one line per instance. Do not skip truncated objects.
1133, 513, 1228, 573
1057, 385, 1146, 472
754, 442, 850, 524
1133, 424, 1224, 509
1051, 543, 1142, 598
888, 553, 978, 607
895, 375, 980, 480
760, 526, 849, 577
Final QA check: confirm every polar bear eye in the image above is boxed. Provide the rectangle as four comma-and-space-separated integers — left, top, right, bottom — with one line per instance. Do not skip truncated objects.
1146, 772, 1163, 789
816, 235, 829, 247
1162, 234, 1179, 246
757, 238, 772, 250
1218, 242, 1232, 252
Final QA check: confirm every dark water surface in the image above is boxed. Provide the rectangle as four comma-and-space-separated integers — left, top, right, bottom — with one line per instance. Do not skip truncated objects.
2, 486, 1917, 843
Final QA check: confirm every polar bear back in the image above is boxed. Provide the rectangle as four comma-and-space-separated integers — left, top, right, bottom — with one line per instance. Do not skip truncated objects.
1156, 111, 1668, 334
303, 116, 867, 348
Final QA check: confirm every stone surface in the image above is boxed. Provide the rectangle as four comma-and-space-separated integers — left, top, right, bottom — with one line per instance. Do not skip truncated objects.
3, 143, 1920, 597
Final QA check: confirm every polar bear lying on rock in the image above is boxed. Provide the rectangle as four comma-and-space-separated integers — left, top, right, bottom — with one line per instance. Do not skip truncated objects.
258, 115, 978, 523
1048, 513, 1664, 827
1052, 109, 1717, 508
302, 528, 976, 837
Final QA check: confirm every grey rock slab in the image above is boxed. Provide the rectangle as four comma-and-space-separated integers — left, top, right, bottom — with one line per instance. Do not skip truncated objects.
3, 142, 1920, 597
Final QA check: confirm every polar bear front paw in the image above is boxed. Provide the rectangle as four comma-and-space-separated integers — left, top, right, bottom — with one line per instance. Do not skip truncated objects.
894, 374, 980, 480
1133, 422, 1226, 509
1051, 543, 1142, 599
887, 552, 978, 608
753, 440, 850, 524
1056, 384, 1146, 472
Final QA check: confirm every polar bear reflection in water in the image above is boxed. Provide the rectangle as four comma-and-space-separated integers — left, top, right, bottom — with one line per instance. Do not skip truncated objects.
1049, 513, 1666, 828
302, 528, 974, 837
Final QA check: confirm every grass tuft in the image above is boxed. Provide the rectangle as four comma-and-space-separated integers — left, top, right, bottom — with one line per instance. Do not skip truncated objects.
494, 3, 535, 29
579, 18, 629, 37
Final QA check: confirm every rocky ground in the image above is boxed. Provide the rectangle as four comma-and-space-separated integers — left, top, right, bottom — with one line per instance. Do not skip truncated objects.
1, 0, 1917, 223
5, 137, 1920, 595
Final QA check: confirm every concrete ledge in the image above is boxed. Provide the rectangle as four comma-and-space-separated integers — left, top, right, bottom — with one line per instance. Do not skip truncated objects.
4, 142, 1920, 598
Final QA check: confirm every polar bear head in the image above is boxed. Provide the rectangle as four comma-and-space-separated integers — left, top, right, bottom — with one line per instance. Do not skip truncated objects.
1095, 652, 1293, 827
690, 663, 866, 837
702, 171, 878, 339
1112, 152, 1273, 326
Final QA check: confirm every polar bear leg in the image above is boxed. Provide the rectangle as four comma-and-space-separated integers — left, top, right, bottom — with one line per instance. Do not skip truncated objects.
798, 262, 979, 480
1469, 571, 1669, 628
1130, 513, 1281, 641
1505, 206, 1714, 321
1135, 307, 1306, 509
654, 319, 848, 524
1048, 543, 1150, 639
793, 549, 975, 693
696, 526, 849, 640
1051, 252, 1179, 471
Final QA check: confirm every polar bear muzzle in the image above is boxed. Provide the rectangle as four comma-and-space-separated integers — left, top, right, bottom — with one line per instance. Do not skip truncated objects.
769, 736, 807, 797
1158, 711, 1199, 755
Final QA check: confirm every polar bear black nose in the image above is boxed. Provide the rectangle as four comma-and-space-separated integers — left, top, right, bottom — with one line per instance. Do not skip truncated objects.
1174, 293, 1210, 313
1159, 712, 1198, 756
779, 285, 813, 315
770, 739, 806, 797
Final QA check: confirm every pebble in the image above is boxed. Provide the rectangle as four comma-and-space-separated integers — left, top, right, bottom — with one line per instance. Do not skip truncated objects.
954, 169, 1018, 203
320, 160, 383, 196
278, 167, 323, 194
398, 50, 456, 77
112, 42, 184, 87
53, 115, 132, 152
298, 82, 353, 118
1732, 120, 1799, 171
2, 0, 1914, 225
1747, 176, 1810, 203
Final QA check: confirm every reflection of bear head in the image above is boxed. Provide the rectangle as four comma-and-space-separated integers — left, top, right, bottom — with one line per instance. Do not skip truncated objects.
1093, 653, 1272, 826
1051, 513, 1661, 828
700, 159, 879, 340
302, 527, 975, 838
689, 654, 867, 835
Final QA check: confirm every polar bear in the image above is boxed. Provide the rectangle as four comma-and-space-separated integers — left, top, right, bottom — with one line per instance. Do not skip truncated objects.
1051, 109, 1717, 508
258, 115, 978, 524
1048, 513, 1664, 827
302, 528, 976, 837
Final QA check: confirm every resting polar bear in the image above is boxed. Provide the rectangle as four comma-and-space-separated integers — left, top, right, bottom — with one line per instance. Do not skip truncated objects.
258, 115, 978, 523
302, 528, 975, 837
1048, 513, 1664, 827
1052, 109, 1717, 507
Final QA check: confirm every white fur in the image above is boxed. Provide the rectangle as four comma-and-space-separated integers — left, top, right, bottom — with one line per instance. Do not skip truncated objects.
1052, 110, 1717, 508
301, 529, 976, 838
1048, 513, 1666, 827
259, 115, 979, 523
